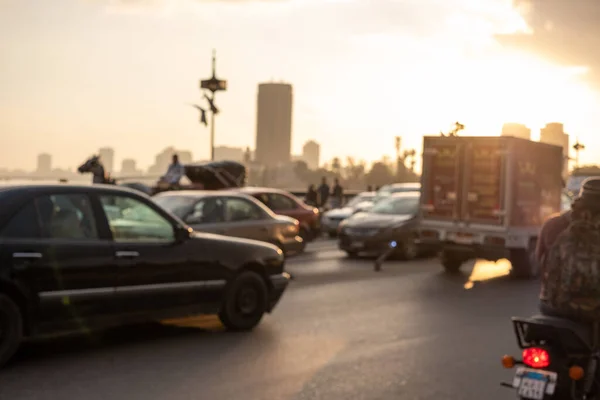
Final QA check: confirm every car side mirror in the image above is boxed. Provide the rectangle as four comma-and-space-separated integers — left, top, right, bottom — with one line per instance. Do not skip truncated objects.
175, 226, 191, 242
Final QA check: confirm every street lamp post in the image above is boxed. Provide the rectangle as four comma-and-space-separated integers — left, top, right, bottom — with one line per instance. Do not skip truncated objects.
200, 49, 227, 161
573, 138, 585, 170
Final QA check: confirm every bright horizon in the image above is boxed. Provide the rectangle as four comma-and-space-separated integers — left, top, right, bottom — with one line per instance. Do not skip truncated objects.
2, 0, 600, 171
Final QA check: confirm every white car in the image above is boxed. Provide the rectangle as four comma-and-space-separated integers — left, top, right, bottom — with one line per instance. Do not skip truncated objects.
321, 192, 376, 237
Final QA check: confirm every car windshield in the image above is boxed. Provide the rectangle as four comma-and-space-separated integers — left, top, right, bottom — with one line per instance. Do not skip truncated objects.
347, 193, 374, 208
153, 196, 197, 219
370, 196, 419, 215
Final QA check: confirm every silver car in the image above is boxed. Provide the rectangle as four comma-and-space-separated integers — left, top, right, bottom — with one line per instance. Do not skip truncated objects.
321, 191, 376, 237
153, 191, 305, 255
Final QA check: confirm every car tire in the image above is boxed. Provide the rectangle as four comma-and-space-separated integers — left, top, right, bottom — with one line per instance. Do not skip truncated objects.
219, 271, 268, 331
509, 245, 538, 280
440, 250, 464, 273
0, 294, 23, 368
299, 227, 310, 242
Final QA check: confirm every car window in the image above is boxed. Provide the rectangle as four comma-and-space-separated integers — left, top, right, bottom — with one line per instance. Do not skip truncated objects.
37, 194, 98, 240
153, 196, 197, 220
254, 193, 270, 207
370, 196, 420, 215
1, 201, 42, 239
225, 198, 265, 222
347, 194, 373, 208
187, 197, 225, 224
267, 193, 296, 211
100, 195, 174, 242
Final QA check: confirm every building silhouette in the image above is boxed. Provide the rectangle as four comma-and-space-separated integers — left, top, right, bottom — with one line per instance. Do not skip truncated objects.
254, 82, 293, 168
501, 123, 531, 140
214, 146, 245, 162
120, 159, 141, 176
98, 147, 115, 174
302, 140, 320, 170
36, 153, 52, 174
148, 147, 193, 175
540, 123, 570, 178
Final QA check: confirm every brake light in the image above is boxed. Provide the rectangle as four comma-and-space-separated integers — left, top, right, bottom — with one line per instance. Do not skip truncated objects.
522, 347, 550, 368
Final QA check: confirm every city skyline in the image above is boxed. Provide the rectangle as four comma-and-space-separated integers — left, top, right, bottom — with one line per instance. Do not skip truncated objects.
2, 0, 600, 171
18, 120, 579, 177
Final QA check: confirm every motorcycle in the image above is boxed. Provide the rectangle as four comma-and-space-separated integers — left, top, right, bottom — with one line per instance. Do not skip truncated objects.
501, 315, 600, 399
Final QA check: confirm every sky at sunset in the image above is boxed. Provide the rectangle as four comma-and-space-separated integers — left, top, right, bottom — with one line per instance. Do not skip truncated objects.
2, 0, 600, 171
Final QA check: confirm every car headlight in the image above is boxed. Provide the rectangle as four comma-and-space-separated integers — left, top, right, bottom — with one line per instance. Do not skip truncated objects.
286, 224, 299, 235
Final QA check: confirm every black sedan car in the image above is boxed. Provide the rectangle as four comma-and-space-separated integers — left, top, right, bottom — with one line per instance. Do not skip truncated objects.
338, 192, 427, 259
0, 184, 290, 367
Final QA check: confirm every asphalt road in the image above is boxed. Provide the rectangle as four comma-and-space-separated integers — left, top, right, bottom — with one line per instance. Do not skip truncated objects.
0, 240, 540, 400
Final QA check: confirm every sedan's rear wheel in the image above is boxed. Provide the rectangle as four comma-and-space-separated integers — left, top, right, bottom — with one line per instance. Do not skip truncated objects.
219, 272, 268, 331
0, 294, 23, 368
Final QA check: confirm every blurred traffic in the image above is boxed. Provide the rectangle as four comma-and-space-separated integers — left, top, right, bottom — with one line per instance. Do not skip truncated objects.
0, 134, 595, 400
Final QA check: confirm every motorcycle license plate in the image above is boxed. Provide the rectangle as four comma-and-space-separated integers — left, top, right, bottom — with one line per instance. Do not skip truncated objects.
513, 367, 557, 399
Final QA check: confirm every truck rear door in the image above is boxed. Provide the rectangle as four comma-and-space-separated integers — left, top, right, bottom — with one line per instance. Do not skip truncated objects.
460, 137, 507, 225
420, 137, 463, 220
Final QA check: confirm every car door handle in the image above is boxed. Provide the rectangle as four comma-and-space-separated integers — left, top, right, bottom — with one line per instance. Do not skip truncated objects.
12, 252, 42, 259
115, 251, 139, 258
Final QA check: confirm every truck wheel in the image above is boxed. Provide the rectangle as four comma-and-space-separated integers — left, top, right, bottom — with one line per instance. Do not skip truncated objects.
509, 247, 538, 279
440, 250, 464, 273
219, 272, 268, 331
0, 294, 23, 368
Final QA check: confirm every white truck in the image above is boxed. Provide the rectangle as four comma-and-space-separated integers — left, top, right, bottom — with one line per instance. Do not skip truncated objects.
417, 135, 564, 278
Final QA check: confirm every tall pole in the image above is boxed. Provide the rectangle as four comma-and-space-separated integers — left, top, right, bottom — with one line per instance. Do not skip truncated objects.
200, 49, 227, 162
210, 50, 216, 161
210, 96, 216, 161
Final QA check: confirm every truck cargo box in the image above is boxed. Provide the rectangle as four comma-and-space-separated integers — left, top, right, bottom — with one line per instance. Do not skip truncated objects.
420, 135, 563, 227
418, 135, 564, 278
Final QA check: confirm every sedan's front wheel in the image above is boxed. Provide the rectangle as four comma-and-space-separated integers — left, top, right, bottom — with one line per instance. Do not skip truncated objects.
219, 272, 268, 331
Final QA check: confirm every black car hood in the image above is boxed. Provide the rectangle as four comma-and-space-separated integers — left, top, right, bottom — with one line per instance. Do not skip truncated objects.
344, 212, 415, 229
189, 231, 283, 264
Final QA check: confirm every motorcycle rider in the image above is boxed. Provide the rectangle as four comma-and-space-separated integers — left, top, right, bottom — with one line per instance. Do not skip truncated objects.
536, 177, 600, 320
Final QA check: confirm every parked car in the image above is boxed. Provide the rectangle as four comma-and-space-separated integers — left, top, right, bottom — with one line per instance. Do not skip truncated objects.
0, 184, 290, 367
321, 191, 376, 237
374, 182, 421, 203
153, 191, 305, 256
238, 187, 321, 241
338, 191, 431, 259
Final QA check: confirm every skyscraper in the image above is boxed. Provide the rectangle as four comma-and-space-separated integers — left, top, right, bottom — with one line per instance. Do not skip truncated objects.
98, 147, 115, 174
36, 153, 52, 174
540, 123, 570, 178
302, 140, 320, 170
254, 82, 293, 167
501, 123, 531, 140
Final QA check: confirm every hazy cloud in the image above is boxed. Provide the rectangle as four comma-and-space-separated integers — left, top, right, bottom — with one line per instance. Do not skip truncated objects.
498, 0, 600, 86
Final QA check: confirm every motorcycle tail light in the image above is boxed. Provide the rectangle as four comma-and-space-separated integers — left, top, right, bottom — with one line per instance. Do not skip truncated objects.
522, 347, 550, 368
